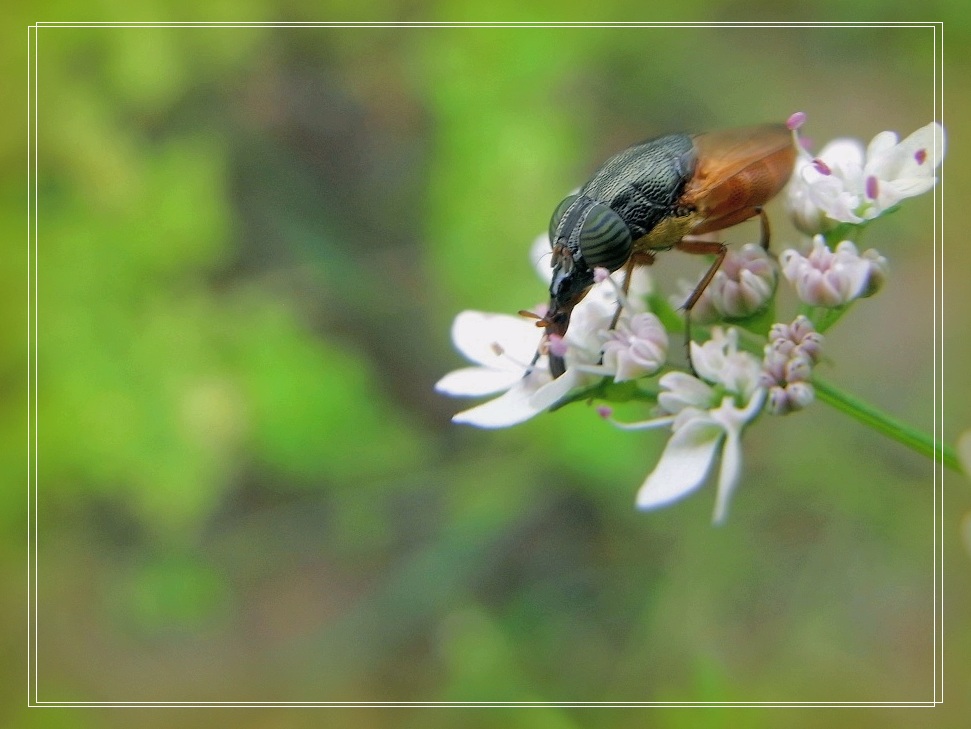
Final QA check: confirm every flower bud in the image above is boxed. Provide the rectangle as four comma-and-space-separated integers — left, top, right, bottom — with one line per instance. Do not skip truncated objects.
780, 237, 873, 307
761, 316, 824, 415
787, 381, 816, 410
701, 244, 778, 320
859, 249, 889, 298
601, 312, 668, 382
770, 315, 824, 364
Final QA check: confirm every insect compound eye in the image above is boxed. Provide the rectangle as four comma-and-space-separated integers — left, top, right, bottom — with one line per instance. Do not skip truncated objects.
548, 194, 582, 246
577, 202, 632, 272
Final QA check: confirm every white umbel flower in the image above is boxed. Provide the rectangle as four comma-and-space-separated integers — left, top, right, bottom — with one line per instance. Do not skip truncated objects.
787, 121, 945, 234
606, 327, 766, 524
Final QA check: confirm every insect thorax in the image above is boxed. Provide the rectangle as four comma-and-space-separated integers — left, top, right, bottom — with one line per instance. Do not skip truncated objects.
580, 133, 696, 243
633, 212, 700, 252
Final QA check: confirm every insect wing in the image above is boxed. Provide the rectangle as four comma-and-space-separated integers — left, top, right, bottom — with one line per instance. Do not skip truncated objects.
682, 124, 795, 227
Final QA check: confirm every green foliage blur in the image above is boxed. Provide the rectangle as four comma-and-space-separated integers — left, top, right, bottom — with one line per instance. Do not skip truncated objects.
4, 7, 971, 729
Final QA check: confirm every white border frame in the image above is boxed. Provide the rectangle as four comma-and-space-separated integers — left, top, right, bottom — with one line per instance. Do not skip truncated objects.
26, 20, 945, 709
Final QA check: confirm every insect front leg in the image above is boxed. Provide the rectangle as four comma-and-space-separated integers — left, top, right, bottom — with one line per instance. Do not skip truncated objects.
608, 251, 655, 331
675, 238, 727, 374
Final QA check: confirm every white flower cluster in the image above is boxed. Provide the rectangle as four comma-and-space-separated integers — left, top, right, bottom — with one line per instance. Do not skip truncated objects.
437, 115, 944, 523
434, 257, 666, 429
780, 119, 941, 309
787, 121, 945, 233
621, 329, 766, 524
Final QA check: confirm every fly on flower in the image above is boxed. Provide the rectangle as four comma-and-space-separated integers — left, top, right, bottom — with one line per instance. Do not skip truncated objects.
533, 119, 800, 378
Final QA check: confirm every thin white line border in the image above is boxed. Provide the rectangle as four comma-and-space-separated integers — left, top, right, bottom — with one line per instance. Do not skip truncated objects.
25, 19, 946, 710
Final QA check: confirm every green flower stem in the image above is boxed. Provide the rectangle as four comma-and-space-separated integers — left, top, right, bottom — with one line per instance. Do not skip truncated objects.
814, 376, 960, 472
550, 378, 658, 412
808, 304, 852, 334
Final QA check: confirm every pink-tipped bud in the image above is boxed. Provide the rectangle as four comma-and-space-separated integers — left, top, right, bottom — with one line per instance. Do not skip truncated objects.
761, 315, 824, 415
786, 382, 816, 410
787, 111, 807, 131
766, 386, 792, 416
596, 406, 613, 419
601, 312, 669, 382
771, 315, 824, 364
784, 354, 813, 384
788, 315, 816, 343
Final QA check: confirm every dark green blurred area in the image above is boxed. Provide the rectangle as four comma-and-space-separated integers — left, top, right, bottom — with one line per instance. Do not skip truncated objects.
4, 8, 971, 729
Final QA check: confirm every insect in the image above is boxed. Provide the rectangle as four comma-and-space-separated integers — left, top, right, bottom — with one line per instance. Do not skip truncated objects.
534, 123, 797, 378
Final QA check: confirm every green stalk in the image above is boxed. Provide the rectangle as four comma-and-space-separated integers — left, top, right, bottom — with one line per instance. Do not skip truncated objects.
813, 376, 960, 472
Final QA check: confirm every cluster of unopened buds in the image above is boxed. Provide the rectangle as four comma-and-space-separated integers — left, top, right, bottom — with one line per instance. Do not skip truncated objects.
761, 316, 823, 416
437, 113, 945, 523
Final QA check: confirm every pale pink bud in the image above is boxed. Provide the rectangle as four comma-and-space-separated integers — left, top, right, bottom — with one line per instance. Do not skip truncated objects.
761, 316, 823, 415
787, 382, 816, 410
780, 237, 872, 307
601, 312, 669, 382
676, 244, 777, 322
860, 249, 889, 298
769, 315, 824, 364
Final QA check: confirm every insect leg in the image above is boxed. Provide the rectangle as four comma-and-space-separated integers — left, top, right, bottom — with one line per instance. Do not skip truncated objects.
608, 254, 650, 331
757, 206, 770, 251
675, 238, 727, 374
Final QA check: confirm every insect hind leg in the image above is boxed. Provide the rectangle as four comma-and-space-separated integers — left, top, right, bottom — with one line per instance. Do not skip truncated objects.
757, 206, 772, 252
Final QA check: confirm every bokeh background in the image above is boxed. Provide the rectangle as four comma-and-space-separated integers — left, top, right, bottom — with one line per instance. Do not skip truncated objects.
3, 7, 970, 729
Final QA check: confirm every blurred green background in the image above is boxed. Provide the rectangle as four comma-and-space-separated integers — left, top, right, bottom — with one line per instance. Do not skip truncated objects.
3, 6, 970, 729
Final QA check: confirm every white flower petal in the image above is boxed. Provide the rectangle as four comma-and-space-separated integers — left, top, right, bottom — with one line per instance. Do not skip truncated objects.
880, 176, 937, 200
865, 130, 899, 161
451, 376, 546, 428
657, 372, 716, 413
527, 368, 583, 412
689, 332, 730, 385
830, 241, 871, 299
712, 426, 743, 524
627, 266, 654, 297
451, 311, 540, 369
865, 122, 945, 183
709, 390, 765, 521
435, 367, 523, 397
688, 328, 762, 399
636, 416, 723, 511
818, 138, 866, 172
601, 312, 668, 382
